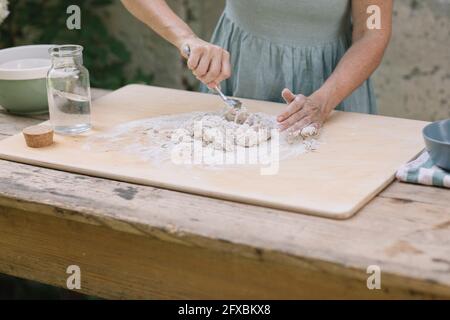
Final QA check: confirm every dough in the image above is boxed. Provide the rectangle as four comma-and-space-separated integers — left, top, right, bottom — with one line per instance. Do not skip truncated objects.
223, 106, 250, 124
301, 126, 318, 137
175, 106, 276, 152
286, 125, 318, 144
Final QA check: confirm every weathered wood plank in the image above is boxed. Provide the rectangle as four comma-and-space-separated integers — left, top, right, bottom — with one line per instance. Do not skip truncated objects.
0, 110, 43, 136
0, 205, 448, 299
0, 159, 449, 297
380, 182, 450, 207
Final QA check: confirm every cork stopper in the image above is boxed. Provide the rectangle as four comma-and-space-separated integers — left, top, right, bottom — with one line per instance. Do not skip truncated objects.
23, 125, 54, 148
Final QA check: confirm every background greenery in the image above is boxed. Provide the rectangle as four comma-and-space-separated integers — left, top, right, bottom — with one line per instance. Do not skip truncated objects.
0, 0, 153, 89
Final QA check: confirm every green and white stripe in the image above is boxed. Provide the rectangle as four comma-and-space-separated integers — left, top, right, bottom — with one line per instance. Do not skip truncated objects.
396, 152, 450, 188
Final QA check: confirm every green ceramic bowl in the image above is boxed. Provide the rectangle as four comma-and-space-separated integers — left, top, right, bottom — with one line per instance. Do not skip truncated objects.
0, 45, 53, 115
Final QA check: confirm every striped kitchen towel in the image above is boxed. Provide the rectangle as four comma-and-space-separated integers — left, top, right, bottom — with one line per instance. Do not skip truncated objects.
396, 152, 450, 188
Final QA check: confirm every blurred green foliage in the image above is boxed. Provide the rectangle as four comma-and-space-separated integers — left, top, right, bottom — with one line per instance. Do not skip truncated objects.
0, 0, 153, 89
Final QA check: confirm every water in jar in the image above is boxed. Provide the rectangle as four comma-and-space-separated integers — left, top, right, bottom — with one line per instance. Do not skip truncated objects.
48, 88, 91, 135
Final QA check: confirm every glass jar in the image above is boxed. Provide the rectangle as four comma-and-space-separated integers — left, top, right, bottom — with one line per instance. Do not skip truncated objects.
47, 45, 92, 135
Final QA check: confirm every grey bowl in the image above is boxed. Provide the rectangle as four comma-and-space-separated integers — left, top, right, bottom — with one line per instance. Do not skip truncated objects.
423, 119, 450, 171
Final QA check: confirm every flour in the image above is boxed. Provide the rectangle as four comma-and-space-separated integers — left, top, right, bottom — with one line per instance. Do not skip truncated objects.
84, 108, 321, 169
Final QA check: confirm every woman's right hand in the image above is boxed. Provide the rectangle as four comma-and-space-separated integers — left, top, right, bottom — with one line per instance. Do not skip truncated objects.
180, 37, 231, 89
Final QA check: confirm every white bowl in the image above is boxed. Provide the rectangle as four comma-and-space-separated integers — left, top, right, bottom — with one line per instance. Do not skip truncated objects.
0, 45, 52, 80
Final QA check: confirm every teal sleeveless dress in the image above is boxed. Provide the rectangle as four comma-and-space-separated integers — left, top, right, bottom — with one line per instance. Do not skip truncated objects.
201, 0, 377, 114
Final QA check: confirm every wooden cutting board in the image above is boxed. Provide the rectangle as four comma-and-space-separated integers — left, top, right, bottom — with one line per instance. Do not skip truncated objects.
0, 85, 427, 219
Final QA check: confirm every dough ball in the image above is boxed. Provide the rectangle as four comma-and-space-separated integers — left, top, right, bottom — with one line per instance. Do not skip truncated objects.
224, 107, 238, 122
236, 127, 259, 147
171, 128, 192, 144
224, 106, 250, 124
301, 126, 318, 138
203, 127, 223, 143
235, 109, 250, 124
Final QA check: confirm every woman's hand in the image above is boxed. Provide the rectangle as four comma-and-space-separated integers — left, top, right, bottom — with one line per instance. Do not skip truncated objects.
181, 37, 231, 89
277, 88, 331, 135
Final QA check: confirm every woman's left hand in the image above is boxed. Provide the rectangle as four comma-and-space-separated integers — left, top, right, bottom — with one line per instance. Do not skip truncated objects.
277, 88, 331, 134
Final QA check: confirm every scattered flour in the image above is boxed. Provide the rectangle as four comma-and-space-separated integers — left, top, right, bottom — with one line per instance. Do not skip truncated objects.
84, 107, 321, 168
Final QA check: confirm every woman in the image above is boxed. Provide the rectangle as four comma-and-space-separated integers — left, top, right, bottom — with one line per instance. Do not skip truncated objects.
122, 0, 392, 133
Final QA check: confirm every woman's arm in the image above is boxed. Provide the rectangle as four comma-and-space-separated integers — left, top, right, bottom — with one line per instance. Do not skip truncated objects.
121, 0, 230, 88
278, 0, 393, 133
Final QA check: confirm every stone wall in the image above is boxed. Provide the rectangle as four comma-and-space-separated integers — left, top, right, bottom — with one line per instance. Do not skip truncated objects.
106, 0, 449, 121
373, 0, 450, 121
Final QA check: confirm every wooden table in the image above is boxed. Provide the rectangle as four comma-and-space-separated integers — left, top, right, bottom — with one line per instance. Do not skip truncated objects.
0, 89, 449, 299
